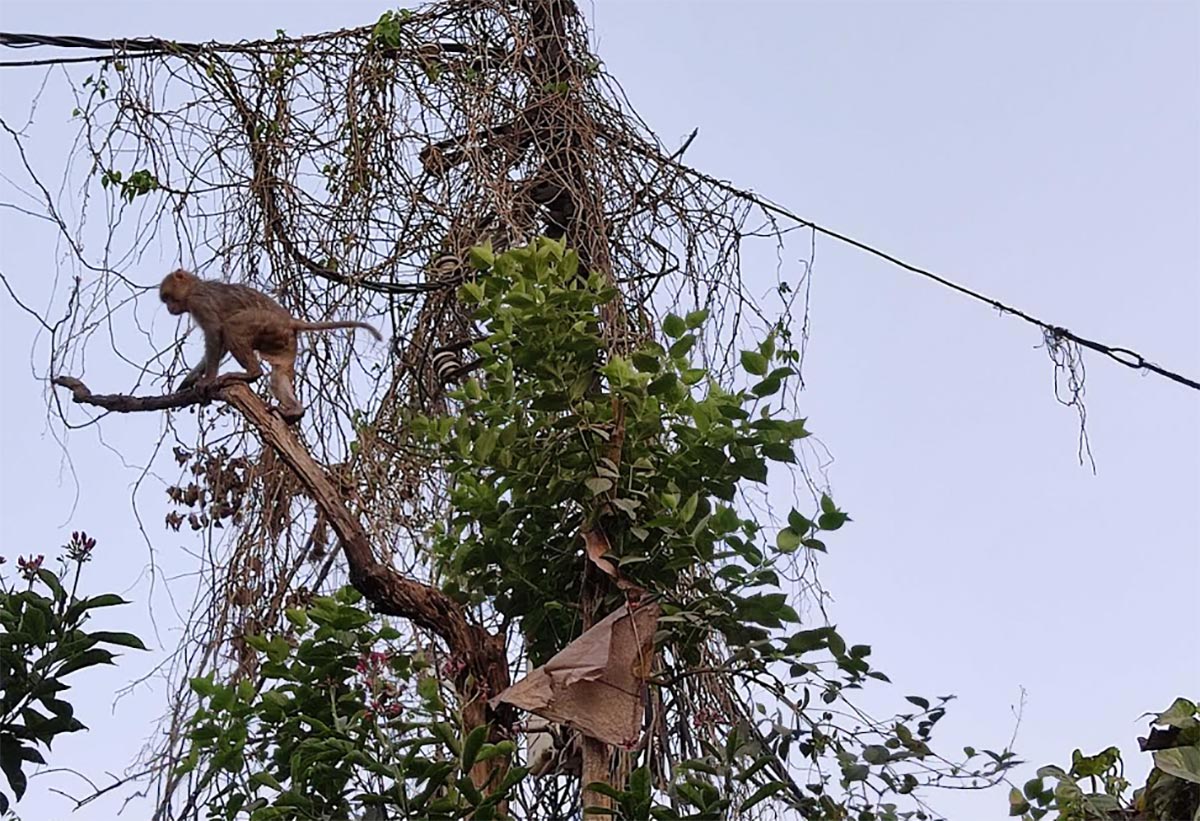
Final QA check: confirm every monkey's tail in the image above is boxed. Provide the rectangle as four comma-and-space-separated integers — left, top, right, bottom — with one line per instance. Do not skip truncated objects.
295, 320, 383, 341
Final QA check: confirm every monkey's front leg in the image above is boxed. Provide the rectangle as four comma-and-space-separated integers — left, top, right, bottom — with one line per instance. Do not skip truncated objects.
177, 336, 244, 391
176, 360, 208, 391
178, 337, 222, 391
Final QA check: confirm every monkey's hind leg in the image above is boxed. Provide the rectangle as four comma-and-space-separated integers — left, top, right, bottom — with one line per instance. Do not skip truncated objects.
221, 312, 267, 385
262, 343, 304, 423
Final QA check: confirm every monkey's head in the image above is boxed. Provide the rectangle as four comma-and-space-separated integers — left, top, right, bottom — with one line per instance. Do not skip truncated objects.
160, 268, 198, 315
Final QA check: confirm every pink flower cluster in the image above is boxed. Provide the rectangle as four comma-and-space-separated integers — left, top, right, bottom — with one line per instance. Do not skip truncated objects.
17, 554, 44, 582
356, 650, 402, 721
65, 531, 97, 562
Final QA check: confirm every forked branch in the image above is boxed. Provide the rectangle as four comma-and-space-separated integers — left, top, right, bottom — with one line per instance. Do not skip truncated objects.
52, 375, 510, 711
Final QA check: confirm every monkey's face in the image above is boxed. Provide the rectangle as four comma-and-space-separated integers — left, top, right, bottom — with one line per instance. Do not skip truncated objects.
160, 270, 193, 315
160, 287, 187, 315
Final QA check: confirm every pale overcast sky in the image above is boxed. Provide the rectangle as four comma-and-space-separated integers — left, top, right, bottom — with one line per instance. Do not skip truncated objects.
1, 2, 1197, 820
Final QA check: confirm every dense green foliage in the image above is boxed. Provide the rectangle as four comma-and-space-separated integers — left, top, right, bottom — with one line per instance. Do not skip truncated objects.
418, 237, 840, 667
176, 239, 1018, 820
0, 533, 146, 814
1009, 698, 1200, 821
179, 587, 527, 820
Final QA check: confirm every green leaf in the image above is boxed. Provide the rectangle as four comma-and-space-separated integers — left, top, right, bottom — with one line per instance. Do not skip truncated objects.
668, 335, 696, 359
685, 309, 709, 329
0, 736, 28, 801
494, 765, 529, 794
1154, 747, 1200, 785
1071, 746, 1119, 777
629, 765, 650, 799
457, 775, 483, 806
710, 507, 740, 536
663, 314, 686, 339
585, 477, 613, 496
460, 281, 485, 304
250, 770, 284, 791
750, 375, 782, 397
611, 497, 640, 516
17, 746, 45, 766
39, 698, 74, 719
817, 494, 850, 531
244, 633, 270, 652
647, 373, 678, 396
1156, 697, 1198, 729
736, 457, 768, 484
863, 745, 890, 765
843, 763, 869, 782
417, 676, 444, 711
740, 350, 768, 375
475, 740, 515, 764
583, 781, 625, 801
905, 696, 931, 711
787, 509, 812, 535
265, 637, 291, 664
190, 675, 216, 697
817, 511, 845, 531
88, 631, 148, 651
430, 722, 461, 755
786, 629, 827, 654
739, 781, 785, 811
55, 648, 116, 677
474, 429, 498, 462
761, 442, 795, 463
560, 249, 580, 280
461, 724, 488, 771
469, 243, 495, 271
65, 593, 129, 623
825, 628, 846, 658
760, 333, 777, 360
35, 569, 66, 603
1008, 787, 1031, 816
679, 493, 699, 523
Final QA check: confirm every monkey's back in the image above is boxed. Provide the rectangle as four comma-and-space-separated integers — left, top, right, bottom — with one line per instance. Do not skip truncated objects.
211, 281, 290, 318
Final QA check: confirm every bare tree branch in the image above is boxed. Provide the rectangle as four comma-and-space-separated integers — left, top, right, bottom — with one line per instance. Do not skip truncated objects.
51, 375, 510, 711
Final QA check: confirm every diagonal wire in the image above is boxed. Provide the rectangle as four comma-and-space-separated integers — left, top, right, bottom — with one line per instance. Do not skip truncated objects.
618, 134, 1200, 394
2, 29, 1197, 393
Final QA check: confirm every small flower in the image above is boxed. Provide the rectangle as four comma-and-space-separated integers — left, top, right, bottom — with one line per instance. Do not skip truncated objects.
17, 554, 45, 582
65, 531, 97, 563
440, 656, 467, 679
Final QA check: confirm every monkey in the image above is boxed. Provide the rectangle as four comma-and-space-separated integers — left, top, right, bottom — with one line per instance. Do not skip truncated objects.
159, 268, 381, 421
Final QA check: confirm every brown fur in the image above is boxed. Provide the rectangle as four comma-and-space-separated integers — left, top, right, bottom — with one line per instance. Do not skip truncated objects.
160, 268, 381, 421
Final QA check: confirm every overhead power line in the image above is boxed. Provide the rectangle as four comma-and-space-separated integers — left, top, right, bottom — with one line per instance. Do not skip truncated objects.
750, 194, 1200, 393
621, 136, 1200, 395
1, 29, 1196, 394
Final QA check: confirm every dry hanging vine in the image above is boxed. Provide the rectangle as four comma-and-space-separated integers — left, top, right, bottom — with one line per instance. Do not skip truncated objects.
2, 3, 1028, 820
